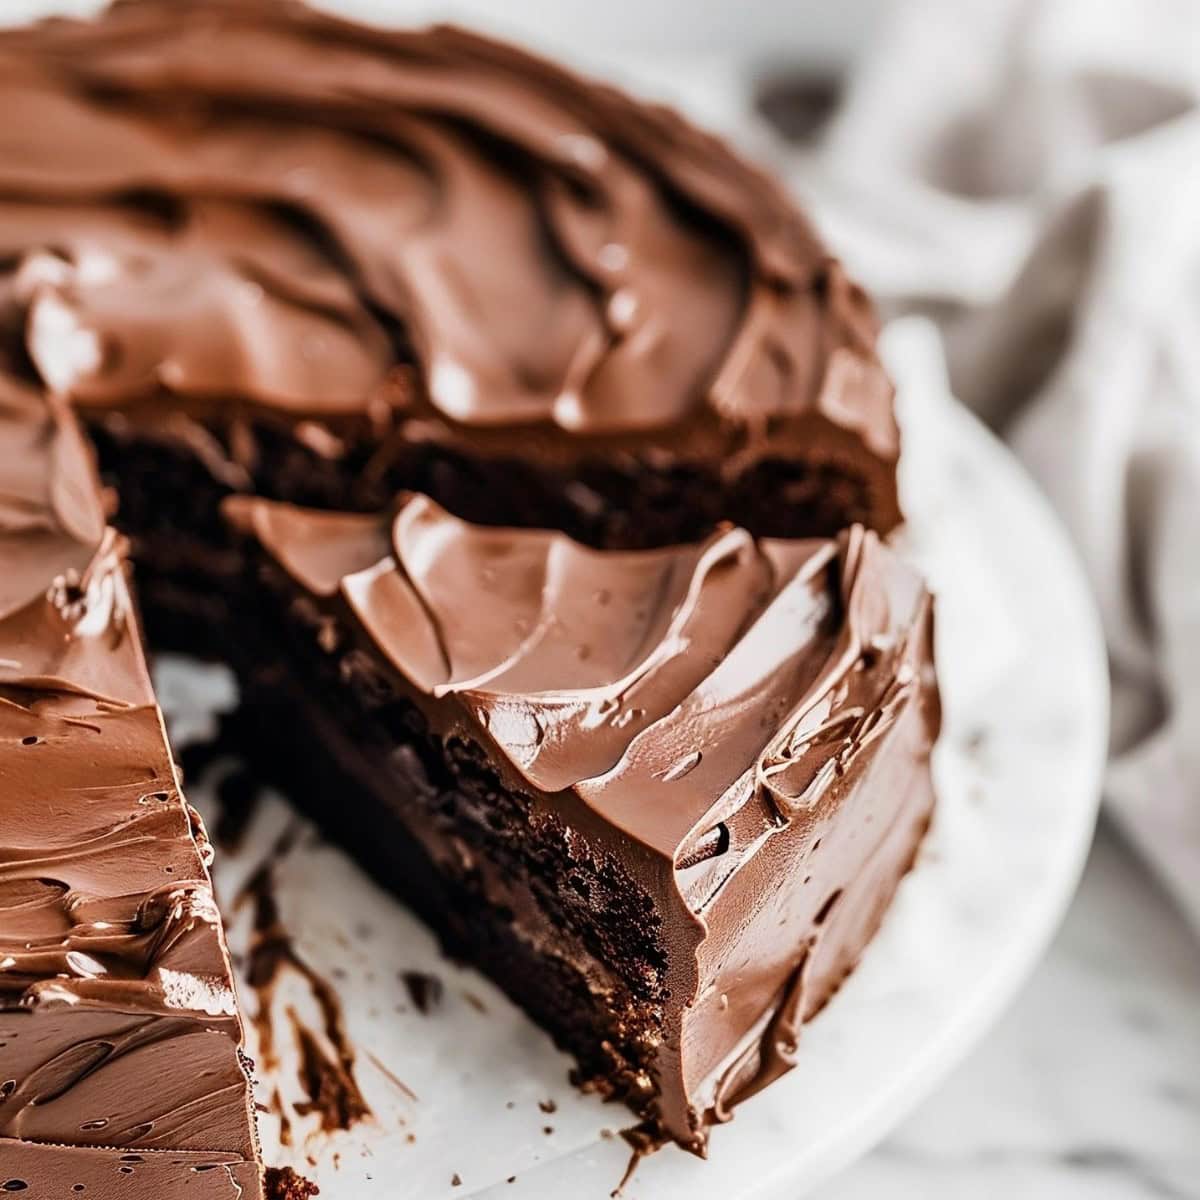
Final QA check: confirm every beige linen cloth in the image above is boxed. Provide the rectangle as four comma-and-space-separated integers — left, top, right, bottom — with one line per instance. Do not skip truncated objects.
784, 0, 1200, 928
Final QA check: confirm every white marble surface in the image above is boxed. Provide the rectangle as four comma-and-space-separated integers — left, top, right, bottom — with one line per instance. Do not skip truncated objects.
816, 821, 1200, 1200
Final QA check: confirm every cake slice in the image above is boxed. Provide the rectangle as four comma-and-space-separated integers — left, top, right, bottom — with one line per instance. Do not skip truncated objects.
225, 492, 939, 1152
0, 384, 268, 1197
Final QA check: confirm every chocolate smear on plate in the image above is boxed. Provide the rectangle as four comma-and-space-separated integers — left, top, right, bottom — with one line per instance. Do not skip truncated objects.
236, 827, 371, 1132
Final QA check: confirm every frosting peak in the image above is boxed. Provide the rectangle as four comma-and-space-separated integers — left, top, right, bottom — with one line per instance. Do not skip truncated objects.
226, 493, 935, 863
230, 494, 790, 792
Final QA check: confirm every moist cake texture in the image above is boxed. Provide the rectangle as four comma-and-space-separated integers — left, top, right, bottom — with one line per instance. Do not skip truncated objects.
224, 493, 938, 1152
0, 0, 939, 1179
0, 384, 263, 1198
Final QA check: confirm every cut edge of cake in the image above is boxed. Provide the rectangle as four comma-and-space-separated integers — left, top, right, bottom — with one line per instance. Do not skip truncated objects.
222, 491, 939, 1153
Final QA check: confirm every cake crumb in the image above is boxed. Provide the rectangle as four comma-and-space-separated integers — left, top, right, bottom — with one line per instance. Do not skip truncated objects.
263, 1165, 319, 1200
538, 1098, 557, 1114
400, 970, 444, 1015
451, 1173, 462, 1187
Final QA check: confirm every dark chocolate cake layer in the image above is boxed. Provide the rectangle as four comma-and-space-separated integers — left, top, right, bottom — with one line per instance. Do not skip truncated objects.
0, 385, 265, 1197
225, 494, 939, 1152
0, 0, 900, 626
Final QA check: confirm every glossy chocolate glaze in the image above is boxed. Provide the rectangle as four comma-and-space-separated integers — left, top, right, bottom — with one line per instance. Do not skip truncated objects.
0, 383, 263, 1197
0, 0, 899, 530
226, 493, 939, 1150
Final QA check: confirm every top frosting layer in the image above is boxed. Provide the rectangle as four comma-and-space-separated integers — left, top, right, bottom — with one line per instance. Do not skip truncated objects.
0, 0, 896, 469
226, 492, 935, 877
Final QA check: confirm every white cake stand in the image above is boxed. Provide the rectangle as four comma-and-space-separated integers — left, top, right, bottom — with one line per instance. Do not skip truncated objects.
155, 318, 1108, 1199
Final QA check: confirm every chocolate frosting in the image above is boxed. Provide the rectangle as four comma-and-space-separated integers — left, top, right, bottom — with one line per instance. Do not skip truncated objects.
227, 491, 939, 1147
0, 384, 263, 1195
0, 0, 898, 524
0, 0, 927, 1169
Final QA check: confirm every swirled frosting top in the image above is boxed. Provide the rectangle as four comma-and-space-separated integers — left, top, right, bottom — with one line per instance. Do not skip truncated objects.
0, 0, 897, 491
226, 491, 935, 870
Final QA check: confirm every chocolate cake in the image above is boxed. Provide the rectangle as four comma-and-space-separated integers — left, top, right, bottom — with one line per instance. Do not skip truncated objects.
0, 0, 940, 1184
223, 493, 938, 1153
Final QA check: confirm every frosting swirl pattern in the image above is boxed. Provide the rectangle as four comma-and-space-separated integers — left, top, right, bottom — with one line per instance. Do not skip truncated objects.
0, 0, 899, 531
227, 492, 935, 873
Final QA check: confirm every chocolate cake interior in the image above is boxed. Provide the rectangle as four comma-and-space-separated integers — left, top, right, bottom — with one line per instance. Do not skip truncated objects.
203, 499, 684, 1126
230, 587, 670, 1122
